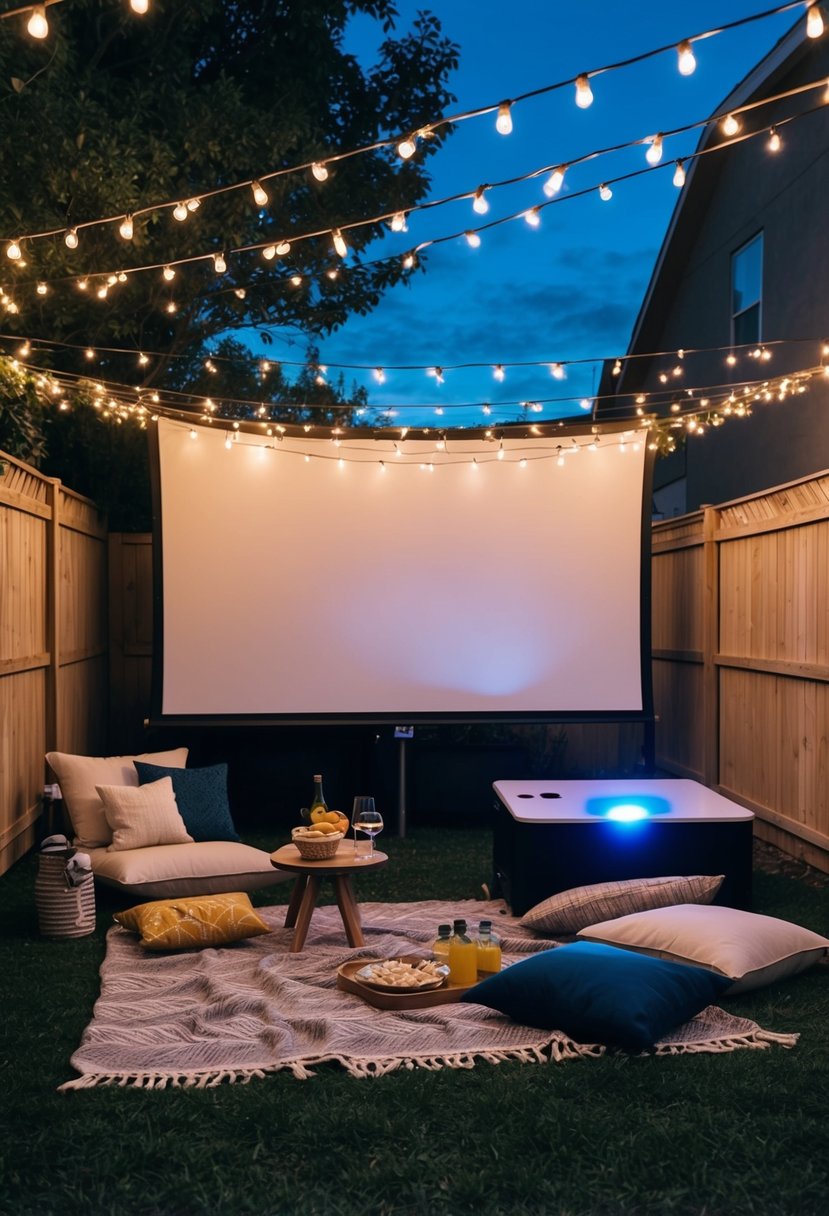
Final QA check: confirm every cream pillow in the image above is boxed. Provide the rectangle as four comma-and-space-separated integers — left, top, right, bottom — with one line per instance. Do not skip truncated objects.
578, 903, 829, 994
46, 748, 189, 848
97, 777, 194, 852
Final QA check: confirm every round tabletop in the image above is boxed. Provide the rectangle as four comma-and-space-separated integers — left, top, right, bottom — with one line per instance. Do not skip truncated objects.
270, 840, 389, 876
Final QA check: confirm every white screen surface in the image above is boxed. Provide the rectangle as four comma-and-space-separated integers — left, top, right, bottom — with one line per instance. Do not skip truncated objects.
155, 418, 647, 718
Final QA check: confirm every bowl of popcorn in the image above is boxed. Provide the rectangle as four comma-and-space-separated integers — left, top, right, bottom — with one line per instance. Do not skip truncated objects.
355, 957, 450, 993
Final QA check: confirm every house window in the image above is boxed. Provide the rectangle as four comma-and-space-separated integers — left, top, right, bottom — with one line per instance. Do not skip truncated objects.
731, 233, 763, 346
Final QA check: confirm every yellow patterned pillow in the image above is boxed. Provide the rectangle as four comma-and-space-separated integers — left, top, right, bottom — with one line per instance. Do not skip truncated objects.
114, 892, 270, 950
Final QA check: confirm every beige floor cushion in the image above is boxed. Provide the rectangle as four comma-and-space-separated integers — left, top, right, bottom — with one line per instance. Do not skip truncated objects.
88, 841, 291, 900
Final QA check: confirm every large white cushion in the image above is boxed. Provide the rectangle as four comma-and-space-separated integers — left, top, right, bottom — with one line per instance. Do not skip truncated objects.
46, 748, 189, 849
578, 903, 829, 994
97, 777, 193, 852
88, 841, 292, 900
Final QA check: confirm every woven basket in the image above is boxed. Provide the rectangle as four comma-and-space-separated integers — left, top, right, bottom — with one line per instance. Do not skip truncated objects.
291, 830, 344, 860
35, 855, 96, 939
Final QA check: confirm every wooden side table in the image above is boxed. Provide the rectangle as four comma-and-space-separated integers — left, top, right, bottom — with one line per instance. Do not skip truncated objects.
269, 841, 388, 953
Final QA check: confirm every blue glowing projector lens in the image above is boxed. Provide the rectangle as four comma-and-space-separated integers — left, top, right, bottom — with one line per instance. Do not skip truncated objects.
605, 804, 649, 822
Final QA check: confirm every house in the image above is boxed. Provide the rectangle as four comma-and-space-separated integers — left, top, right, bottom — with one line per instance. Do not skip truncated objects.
601, 19, 829, 516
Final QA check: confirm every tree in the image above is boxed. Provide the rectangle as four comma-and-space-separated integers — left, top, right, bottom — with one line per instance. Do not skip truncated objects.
0, 0, 457, 519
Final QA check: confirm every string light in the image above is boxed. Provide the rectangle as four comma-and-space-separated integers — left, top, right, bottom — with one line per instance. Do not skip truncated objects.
645, 134, 664, 165
677, 40, 697, 75
807, 4, 825, 37
251, 180, 269, 207
36, 281, 47, 295
332, 229, 348, 258
64, 228, 79, 249
673, 159, 686, 187
493, 365, 505, 382
311, 162, 329, 182
575, 74, 594, 108
544, 165, 567, 197
390, 212, 407, 232
6, 240, 21, 260
397, 134, 417, 160
162, 265, 176, 280
173, 202, 188, 222
496, 101, 513, 135
119, 215, 134, 241
27, 5, 48, 39
599, 183, 613, 201
523, 207, 541, 228
465, 231, 481, 248
213, 252, 227, 273
768, 126, 782, 151
722, 113, 741, 136
472, 187, 489, 215
130, 0, 150, 13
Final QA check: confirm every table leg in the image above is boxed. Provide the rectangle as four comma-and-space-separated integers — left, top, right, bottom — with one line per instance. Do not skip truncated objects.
284, 876, 307, 929
333, 874, 364, 947
289, 874, 322, 953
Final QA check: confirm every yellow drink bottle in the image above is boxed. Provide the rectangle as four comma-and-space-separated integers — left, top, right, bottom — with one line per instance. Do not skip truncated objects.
448, 919, 478, 986
475, 919, 502, 974
432, 924, 452, 959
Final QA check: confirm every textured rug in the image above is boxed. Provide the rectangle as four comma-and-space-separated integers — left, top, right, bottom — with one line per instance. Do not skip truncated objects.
61, 899, 798, 1090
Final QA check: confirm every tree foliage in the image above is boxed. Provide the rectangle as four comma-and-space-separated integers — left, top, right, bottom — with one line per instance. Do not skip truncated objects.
0, 0, 458, 519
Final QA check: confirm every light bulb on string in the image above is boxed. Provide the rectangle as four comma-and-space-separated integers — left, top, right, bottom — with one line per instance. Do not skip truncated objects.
6, 240, 21, 260
807, 4, 825, 38
496, 102, 513, 135
187, 198, 200, 212
543, 165, 566, 197
722, 113, 741, 137
673, 160, 686, 187
85, 347, 95, 361
213, 252, 227, 273
290, 274, 303, 286
575, 74, 593, 109
768, 127, 782, 152
36, 281, 47, 295
251, 180, 269, 207
599, 183, 613, 201
524, 207, 541, 228
580, 398, 592, 411
472, 187, 489, 215
493, 365, 505, 382
389, 211, 407, 232
173, 202, 188, 221
130, 0, 150, 12
465, 231, 481, 248
262, 245, 276, 260
549, 363, 566, 380
332, 229, 348, 258
373, 367, 386, 384
402, 252, 416, 269
119, 214, 134, 240
645, 134, 664, 165
677, 40, 696, 76
397, 134, 417, 160
311, 162, 329, 182
64, 228, 79, 249
162, 265, 176, 280
276, 240, 291, 255
27, 5, 49, 38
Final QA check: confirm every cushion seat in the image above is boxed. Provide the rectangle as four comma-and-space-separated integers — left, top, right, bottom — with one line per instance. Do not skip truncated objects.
87, 840, 291, 901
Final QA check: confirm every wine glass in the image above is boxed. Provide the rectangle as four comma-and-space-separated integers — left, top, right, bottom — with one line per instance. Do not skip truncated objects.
351, 797, 383, 859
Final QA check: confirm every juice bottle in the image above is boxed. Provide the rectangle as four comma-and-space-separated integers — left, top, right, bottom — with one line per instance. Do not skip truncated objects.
432, 924, 452, 959
448, 919, 478, 986
475, 919, 502, 974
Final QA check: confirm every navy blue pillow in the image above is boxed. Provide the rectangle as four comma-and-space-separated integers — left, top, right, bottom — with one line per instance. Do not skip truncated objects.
133, 762, 240, 843
461, 940, 731, 1051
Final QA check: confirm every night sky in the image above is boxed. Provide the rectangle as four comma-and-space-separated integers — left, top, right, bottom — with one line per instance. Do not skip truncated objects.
253, 0, 803, 428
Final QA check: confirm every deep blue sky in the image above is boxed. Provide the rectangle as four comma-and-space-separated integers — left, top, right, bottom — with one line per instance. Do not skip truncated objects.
257, 1, 801, 427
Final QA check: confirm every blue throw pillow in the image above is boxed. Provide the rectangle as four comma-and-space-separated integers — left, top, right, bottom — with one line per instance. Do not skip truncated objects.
461, 941, 731, 1051
133, 762, 240, 843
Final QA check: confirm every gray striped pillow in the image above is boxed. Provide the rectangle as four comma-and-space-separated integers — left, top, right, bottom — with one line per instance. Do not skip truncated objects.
519, 875, 724, 935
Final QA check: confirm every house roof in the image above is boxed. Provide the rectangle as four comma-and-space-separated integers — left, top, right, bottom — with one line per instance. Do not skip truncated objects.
606, 16, 811, 401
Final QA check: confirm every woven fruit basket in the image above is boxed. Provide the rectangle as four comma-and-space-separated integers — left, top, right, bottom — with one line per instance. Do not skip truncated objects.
291, 828, 344, 860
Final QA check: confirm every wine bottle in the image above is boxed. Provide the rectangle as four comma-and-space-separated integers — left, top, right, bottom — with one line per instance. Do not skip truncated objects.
309, 774, 328, 819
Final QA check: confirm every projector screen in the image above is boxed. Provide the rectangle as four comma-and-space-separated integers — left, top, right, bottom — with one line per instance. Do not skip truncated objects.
151, 417, 652, 723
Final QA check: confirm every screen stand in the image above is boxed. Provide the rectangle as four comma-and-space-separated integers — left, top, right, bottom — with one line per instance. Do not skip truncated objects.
393, 726, 414, 838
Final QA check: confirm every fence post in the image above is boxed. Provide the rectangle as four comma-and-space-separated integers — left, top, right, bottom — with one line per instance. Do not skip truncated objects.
44, 477, 62, 754
701, 504, 719, 788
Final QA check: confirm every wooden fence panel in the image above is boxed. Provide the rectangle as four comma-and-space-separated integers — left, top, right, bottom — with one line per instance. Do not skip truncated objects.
0, 453, 107, 875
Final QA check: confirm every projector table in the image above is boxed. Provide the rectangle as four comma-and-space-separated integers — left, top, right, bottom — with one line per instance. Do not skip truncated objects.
492, 778, 754, 915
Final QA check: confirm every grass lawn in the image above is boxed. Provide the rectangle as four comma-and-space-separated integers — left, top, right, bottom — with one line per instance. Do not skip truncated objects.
1, 828, 827, 1216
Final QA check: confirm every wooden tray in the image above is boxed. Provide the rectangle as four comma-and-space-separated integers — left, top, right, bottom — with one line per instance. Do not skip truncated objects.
337, 957, 478, 1010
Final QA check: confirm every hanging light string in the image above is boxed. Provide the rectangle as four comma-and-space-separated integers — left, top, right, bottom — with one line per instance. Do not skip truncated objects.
1, 0, 820, 255
0, 1, 150, 37
3, 329, 826, 397
3, 81, 826, 310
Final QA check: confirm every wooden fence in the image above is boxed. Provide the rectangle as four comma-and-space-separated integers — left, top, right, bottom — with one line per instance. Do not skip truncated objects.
653, 470, 829, 872
0, 452, 107, 875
